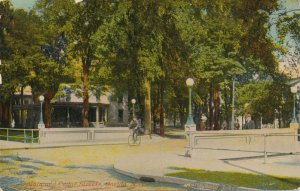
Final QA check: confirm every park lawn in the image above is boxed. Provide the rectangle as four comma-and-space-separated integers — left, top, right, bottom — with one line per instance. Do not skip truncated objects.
166, 167, 300, 190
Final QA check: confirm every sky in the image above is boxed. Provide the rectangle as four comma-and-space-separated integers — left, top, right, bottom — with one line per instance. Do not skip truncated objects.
10, 0, 299, 10
10, 0, 83, 9
11, 0, 36, 10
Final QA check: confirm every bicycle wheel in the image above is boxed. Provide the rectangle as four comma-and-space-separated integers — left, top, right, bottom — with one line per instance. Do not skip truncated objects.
128, 135, 135, 145
135, 135, 141, 145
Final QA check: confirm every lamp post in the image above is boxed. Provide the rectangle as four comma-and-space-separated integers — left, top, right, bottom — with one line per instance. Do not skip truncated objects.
231, 77, 235, 130
131, 98, 136, 118
186, 78, 195, 125
290, 86, 299, 130
38, 95, 45, 129
185, 78, 196, 157
291, 86, 298, 122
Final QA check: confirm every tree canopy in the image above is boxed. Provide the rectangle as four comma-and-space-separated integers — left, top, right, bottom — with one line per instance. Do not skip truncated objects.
0, 0, 296, 130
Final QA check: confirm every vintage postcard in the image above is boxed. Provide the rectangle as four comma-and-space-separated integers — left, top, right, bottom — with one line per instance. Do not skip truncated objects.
0, 0, 299, 190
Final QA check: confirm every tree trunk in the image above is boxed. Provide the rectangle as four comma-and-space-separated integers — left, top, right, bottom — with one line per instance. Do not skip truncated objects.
1, 101, 10, 127
82, 58, 90, 128
0, 103, 2, 126
173, 110, 176, 127
159, 80, 165, 137
152, 84, 159, 134
144, 79, 152, 135
20, 87, 25, 128
208, 82, 214, 130
213, 84, 220, 130
279, 107, 282, 128
44, 89, 58, 128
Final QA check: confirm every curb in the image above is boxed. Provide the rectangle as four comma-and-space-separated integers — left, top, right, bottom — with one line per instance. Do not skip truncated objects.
0, 141, 128, 150
113, 166, 259, 191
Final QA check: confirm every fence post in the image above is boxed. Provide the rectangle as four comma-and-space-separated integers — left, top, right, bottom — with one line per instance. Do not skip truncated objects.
264, 134, 267, 164
31, 129, 33, 143
23, 129, 26, 143
38, 129, 40, 144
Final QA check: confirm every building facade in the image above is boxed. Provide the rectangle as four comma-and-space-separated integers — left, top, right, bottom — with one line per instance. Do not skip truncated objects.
12, 87, 129, 128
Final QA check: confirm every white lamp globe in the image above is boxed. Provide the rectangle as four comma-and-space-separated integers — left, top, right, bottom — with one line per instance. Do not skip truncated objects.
291, 86, 297, 94
39, 95, 45, 102
186, 78, 194, 87
131, 99, 136, 104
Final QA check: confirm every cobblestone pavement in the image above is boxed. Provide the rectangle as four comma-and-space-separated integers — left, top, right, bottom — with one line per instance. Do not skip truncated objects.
0, 136, 191, 191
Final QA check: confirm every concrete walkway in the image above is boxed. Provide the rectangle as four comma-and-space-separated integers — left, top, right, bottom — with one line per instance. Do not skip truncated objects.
0, 134, 162, 150
114, 149, 300, 178
114, 137, 300, 190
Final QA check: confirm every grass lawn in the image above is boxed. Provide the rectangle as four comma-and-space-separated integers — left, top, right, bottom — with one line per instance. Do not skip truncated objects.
166, 167, 300, 190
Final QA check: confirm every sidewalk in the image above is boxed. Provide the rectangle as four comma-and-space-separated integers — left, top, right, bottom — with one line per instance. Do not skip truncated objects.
114, 142, 300, 190
0, 134, 162, 150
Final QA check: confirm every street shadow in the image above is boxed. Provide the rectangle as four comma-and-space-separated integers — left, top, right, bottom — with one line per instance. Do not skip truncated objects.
164, 134, 186, 139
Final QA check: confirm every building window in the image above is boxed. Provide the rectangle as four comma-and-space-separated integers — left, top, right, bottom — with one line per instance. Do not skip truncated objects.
118, 109, 123, 123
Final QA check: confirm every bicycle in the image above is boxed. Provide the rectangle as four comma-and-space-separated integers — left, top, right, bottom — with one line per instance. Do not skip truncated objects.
128, 128, 141, 146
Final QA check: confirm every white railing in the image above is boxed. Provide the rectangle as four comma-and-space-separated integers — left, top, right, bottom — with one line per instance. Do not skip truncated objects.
39, 127, 129, 144
0, 128, 39, 143
186, 128, 299, 163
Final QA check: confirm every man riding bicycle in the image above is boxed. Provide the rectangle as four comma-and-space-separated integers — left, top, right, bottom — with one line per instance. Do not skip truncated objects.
128, 117, 140, 136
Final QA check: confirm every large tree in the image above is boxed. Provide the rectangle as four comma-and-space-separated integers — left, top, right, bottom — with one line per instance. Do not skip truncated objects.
35, 0, 115, 127
94, 0, 167, 135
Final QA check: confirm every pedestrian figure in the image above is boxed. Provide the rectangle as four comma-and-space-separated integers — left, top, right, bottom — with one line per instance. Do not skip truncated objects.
199, 115, 207, 131
243, 114, 255, 129
221, 120, 228, 130
234, 118, 240, 130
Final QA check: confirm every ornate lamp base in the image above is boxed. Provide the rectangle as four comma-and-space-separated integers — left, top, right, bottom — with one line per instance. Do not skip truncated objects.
184, 123, 196, 157
38, 123, 45, 129
289, 122, 299, 130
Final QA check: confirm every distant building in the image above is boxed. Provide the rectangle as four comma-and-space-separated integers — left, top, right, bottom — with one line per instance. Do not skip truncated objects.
279, 60, 300, 78
278, 48, 300, 78
12, 86, 128, 128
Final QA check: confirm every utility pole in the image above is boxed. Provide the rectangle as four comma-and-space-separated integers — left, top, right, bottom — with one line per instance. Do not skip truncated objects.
231, 77, 235, 130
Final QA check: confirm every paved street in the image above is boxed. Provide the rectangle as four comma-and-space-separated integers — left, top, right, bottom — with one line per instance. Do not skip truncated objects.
1, 130, 300, 190
0, 135, 189, 191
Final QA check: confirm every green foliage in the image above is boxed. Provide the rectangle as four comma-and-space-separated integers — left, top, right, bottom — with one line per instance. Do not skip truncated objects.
277, 10, 300, 46
0, 8, 45, 100
0, 0, 13, 58
236, 79, 292, 125
0, 0, 292, 128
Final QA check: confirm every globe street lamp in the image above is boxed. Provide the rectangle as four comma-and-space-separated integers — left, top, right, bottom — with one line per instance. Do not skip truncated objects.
131, 98, 136, 118
38, 95, 45, 129
186, 78, 195, 125
290, 86, 299, 130
185, 78, 196, 157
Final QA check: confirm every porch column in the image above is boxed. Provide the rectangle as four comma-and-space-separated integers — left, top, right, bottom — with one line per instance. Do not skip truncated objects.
96, 105, 99, 128
105, 107, 108, 124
